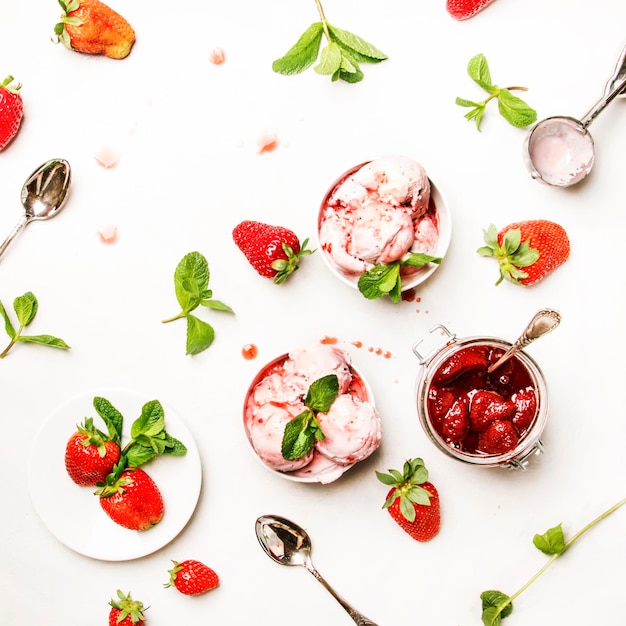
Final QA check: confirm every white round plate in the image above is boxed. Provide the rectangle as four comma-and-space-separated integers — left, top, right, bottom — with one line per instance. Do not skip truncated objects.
27, 388, 202, 561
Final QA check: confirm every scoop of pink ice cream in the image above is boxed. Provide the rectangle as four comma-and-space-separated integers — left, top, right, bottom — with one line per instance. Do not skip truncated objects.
315, 394, 382, 464
290, 453, 349, 484
248, 402, 312, 472
282, 345, 352, 397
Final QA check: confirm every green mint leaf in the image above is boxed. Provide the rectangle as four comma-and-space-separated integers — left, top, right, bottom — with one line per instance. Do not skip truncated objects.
92, 396, 124, 444
401, 253, 442, 267
327, 24, 387, 62
314, 41, 342, 75
282, 410, 317, 460
185, 313, 215, 355
161, 433, 187, 456
16, 334, 70, 349
468, 53, 493, 90
13, 292, 38, 326
480, 590, 513, 626
200, 299, 235, 313
272, 22, 324, 75
358, 262, 402, 300
174, 251, 209, 313
497, 89, 537, 128
456, 97, 481, 108
533, 523, 566, 555
305, 374, 339, 413
338, 65, 364, 83
0, 300, 16, 339
124, 442, 157, 467
130, 399, 165, 439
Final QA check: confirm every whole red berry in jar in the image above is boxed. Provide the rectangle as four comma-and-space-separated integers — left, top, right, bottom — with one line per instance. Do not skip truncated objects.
413, 325, 548, 469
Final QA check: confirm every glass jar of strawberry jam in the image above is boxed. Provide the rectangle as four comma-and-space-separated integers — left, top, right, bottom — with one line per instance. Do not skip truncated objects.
413, 324, 548, 469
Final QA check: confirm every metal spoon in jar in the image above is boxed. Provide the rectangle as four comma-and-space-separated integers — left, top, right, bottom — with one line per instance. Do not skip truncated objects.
488, 309, 561, 374
0, 158, 72, 260
255, 514, 379, 626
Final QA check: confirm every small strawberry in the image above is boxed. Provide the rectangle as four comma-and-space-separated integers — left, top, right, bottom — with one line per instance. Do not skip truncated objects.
478, 419, 519, 454
0, 76, 24, 151
511, 386, 537, 434
442, 397, 470, 443
232, 220, 314, 284
376, 457, 440, 542
478, 221, 570, 286
469, 389, 515, 433
54, 0, 136, 59
446, 0, 497, 20
165, 560, 220, 596
434, 344, 490, 384
108, 590, 147, 626
65, 416, 121, 486
97, 465, 164, 531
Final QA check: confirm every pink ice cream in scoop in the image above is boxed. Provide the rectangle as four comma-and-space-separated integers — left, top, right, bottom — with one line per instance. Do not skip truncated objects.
319, 156, 436, 277
283, 344, 352, 396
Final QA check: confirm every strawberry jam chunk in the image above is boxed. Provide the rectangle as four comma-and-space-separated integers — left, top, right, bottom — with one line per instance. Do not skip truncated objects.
426, 344, 537, 455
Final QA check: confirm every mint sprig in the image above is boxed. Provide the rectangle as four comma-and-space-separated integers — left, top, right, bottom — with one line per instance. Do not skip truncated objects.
162, 251, 234, 355
93, 396, 187, 469
456, 53, 537, 131
272, 0, 387, 84
0, 291, 70, 358
357, 253, 442, 303
480, 498, 625, 626
281, 374, 339, 460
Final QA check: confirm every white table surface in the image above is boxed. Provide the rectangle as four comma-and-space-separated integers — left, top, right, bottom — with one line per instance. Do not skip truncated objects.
1, 1, 625, 624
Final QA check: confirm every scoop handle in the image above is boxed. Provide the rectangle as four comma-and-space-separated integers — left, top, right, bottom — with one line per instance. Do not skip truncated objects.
305, 561, 379, 626
0, 215, 29, 260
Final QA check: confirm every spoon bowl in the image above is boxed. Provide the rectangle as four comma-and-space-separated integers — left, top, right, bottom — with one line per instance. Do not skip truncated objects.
255, 514, 379, 626
0, 158, 72, 260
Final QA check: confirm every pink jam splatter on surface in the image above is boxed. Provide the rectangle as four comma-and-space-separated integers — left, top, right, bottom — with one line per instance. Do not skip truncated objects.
257, 131, 279, 154
95, 146, 121, 169
97, 224, 118, 244
209, 47, 226, 65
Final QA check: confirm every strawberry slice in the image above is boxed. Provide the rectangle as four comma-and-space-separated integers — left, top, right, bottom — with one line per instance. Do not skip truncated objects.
446, 0, 498, 20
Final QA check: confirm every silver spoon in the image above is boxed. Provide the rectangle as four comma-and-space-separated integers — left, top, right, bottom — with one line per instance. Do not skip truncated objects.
0, 158, 72, 260
255, 514, 379, 626
488, 309, 561, 374
524, 43, 626, 187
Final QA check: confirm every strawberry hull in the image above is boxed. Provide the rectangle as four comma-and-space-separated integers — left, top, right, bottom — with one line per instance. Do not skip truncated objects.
413, 328, 548, 469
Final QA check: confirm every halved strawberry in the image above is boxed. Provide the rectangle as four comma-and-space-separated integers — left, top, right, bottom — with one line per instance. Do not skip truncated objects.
446, 0, 497, 20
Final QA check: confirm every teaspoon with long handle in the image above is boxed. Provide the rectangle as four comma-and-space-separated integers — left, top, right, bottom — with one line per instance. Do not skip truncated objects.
487, 309, 561, 374
255, 514, 379, 626
0, 158, 72, 260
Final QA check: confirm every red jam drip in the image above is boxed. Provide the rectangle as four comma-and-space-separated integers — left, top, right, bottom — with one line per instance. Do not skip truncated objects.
242, 344, 258, 360
426, 345, 537, 456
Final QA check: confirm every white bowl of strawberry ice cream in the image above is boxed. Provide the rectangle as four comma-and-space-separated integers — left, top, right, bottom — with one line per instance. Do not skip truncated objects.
243, 344, 382, 483
318, 156, 451, 292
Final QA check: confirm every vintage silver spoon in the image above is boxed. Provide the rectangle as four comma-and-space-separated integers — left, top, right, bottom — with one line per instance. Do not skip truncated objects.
488, 309, 561, 374
255, 514, 379, 626
0, 158, 72, 260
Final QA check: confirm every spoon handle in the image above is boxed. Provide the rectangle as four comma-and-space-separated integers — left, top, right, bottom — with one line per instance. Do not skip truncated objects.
0, 215, 29, 260
306, 563, 379, 626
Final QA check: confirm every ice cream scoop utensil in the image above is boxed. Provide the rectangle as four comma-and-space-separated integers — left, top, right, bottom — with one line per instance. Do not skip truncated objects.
524, 44, 626, 187
255, 514, 379, 626
0, 159, 71, 260
487, 309, 561, 374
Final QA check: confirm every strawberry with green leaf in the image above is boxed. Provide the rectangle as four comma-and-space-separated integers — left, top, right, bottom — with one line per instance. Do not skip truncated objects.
272, 0, 387, 83
165, 560, 220, 596
108, 590, 147, 626
0, 75, 24, 151
376, 457, 441, 542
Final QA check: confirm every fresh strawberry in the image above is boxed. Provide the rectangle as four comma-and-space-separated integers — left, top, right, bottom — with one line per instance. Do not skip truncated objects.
446, 0, 497, 20
54, 0, 136, 59
165, 560, 220, 596
478, 221, 570, 286
97, 466, 164, 531
469, 389, 515, 433
108, 590, 146, 626
376, 457, 440, 542
442, 397, 470, 443
64, 417, 121, 486
0, 76, 24, 151
434, 344, 490, 384
478, 419, 519, 454
232, 220, 314, 284
511, 386, 537, 434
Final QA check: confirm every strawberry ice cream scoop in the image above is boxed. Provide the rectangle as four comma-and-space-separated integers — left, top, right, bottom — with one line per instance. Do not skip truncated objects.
283, 345, 353, 397
248, 402, 313, 472
319, 156, 435, 276
316, 394, 382, 465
